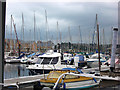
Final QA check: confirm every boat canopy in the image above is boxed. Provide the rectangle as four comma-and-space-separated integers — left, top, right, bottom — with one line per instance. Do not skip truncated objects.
74, 55, 84, 61
27, 53, 36, 58
16, 53, 25, 59
38, 52, 61, 58
90, 53, 104, 59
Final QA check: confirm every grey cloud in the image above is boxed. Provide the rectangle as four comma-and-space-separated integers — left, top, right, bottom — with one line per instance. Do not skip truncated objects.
6, 2, 118, 44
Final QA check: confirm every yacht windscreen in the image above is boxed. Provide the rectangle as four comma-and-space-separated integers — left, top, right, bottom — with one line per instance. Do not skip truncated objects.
51, 57, 58, 64
41, 57, 52, 64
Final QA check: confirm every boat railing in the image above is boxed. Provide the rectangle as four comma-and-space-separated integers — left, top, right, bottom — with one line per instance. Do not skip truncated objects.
53, 72, 97, 89
53, 71, 120, 89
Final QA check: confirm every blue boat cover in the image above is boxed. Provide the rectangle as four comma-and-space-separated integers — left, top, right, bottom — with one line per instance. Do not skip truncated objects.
36, 54, 40, 56
62, 68, 76, 71
74, 55, 84, 61
17, 53, 25, 59
27, 53, 36, 58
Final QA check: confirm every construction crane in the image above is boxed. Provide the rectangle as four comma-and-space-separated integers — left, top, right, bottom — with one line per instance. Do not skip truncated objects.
11, 15, 21, 56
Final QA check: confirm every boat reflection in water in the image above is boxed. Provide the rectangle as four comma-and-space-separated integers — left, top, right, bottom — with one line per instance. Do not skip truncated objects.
4, 64, 29, 79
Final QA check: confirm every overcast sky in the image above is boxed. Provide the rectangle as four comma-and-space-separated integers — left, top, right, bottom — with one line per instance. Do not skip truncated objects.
5, 1, 118, 44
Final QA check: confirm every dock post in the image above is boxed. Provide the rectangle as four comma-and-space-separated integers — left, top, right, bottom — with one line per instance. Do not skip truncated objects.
110, 28, 118, 72
0, 0, 6, 89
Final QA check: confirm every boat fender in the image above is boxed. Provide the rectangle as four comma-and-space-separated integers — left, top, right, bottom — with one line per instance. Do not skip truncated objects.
93, 78, 97, 83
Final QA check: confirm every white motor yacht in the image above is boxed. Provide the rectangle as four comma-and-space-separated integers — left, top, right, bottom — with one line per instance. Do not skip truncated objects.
87, 53, 106, 68
26, 50, 76, 75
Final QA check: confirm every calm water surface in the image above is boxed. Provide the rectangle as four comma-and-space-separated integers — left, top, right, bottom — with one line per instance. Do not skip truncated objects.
4, 64, 120, 89
4, 64, 30, 79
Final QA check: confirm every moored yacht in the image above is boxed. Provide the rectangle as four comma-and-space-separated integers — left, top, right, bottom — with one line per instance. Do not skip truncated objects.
26, 50, 76, 75
87, 53, 106, 68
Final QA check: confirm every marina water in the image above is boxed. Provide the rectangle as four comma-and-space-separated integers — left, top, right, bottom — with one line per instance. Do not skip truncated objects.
4, 64, 30, 79
4, 63, 120, 90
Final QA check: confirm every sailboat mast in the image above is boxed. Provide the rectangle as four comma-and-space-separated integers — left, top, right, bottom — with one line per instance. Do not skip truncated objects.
10, 15, 12, 50
103, 28, 105, 52
96, 14, 101, 71
89, 32, 91, 53
69, 26, 72, 42
34, 11, 36, 43
45, 10, 48, 50
39, 28, 41, 51
68, 26, 72, 50
57, 21, 62, 51
30, 29, 31, 53
22, 13, 24, 51
57, 21, 59, 44
60, 30, 62, 50
78, 26, 82, 52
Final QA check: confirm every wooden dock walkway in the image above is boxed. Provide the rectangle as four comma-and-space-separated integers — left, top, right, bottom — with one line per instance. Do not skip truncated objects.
3, 74, 47, 88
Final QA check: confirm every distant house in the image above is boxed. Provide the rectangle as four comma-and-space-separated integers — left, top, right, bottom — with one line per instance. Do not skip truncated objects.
5, 39, 10, 51
15, 40, 21, 50
20, 42, 31, 52
5, 39, 54, 52
31, 41, 38, 52
5, 39, 15, 51
37, 40, 54, 49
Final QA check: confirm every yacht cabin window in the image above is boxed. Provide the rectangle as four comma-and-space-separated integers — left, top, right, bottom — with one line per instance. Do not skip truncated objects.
40, 57, 59, 64
51, 57, 58, 64
41, 57, 52, 64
